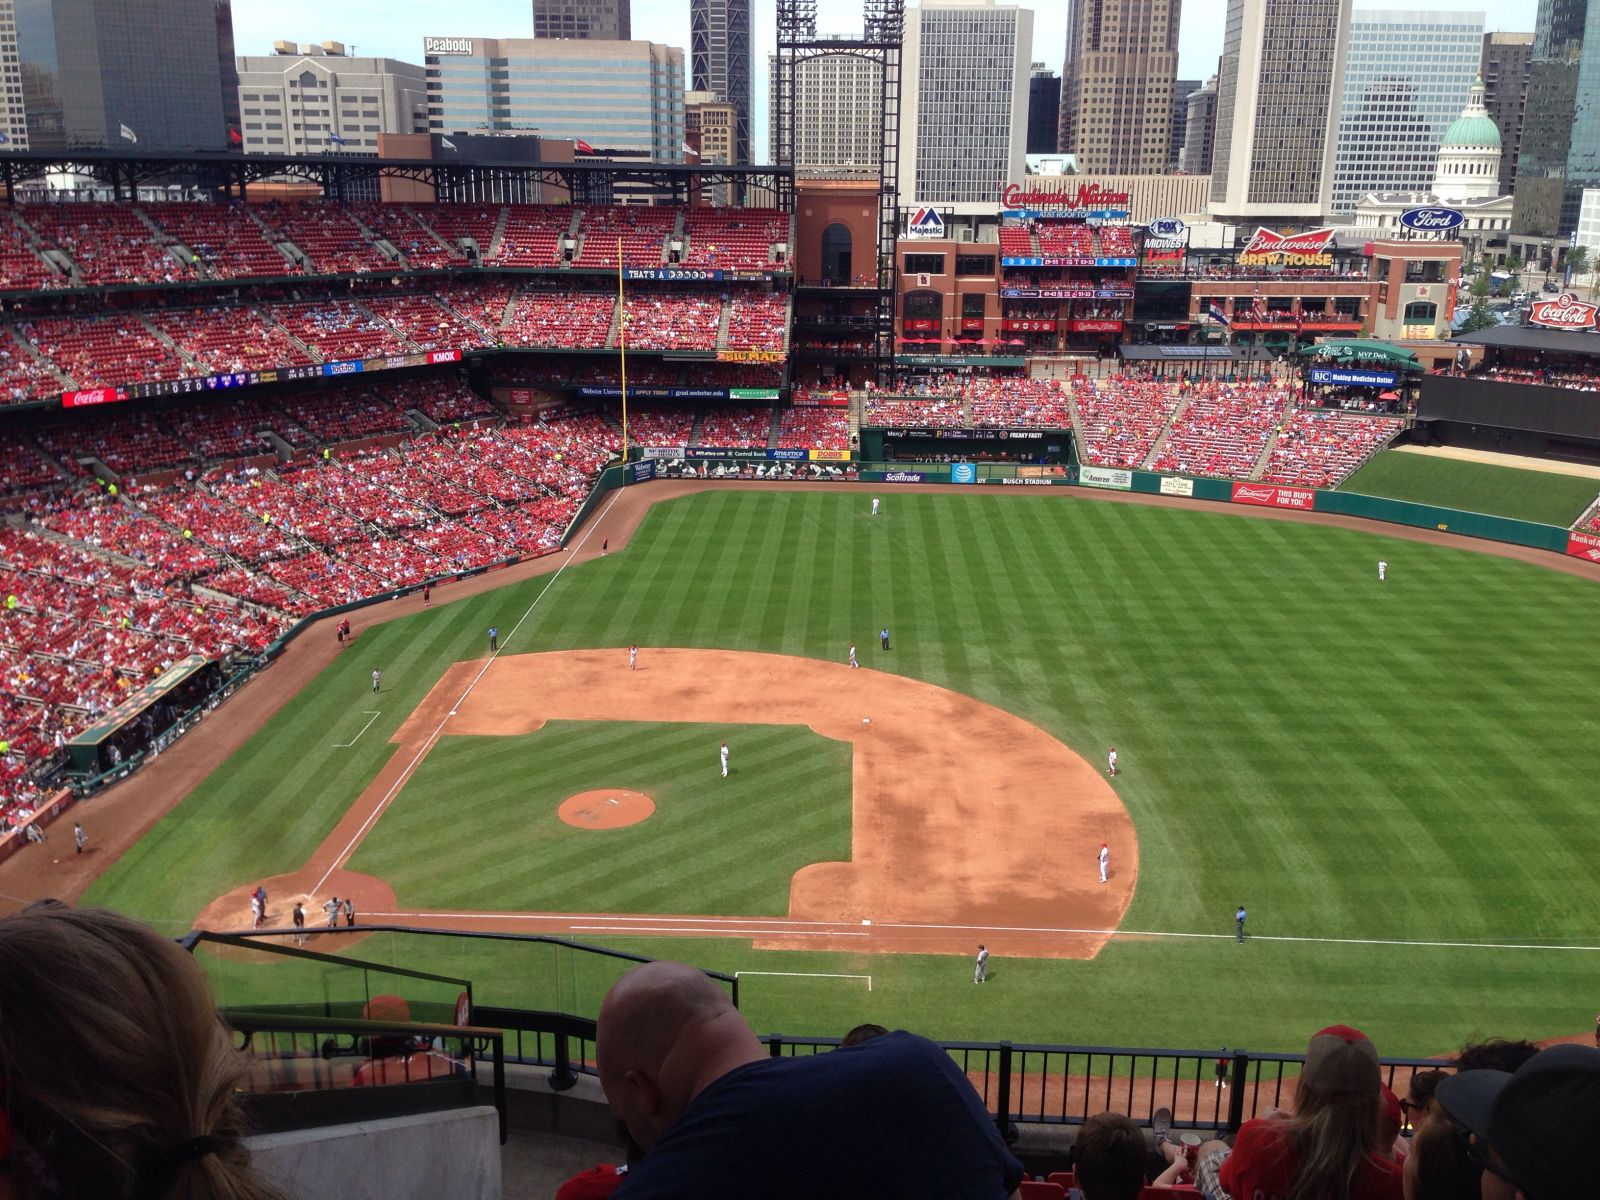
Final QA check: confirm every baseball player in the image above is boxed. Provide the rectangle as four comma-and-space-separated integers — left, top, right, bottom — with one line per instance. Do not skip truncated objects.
488, 625, 498, 652
720, 741, 730, 778
872, 496, 880, 517
1108, 746, 1118, 776
629, 644, 638, 670
1378, 560, 1387, 582
371, 668, 381, 693
1235, 904, 1248, 944
344, 897, 356, 927
848, 643, 858, 669
423, 582, 431, 606
324, 896, 341, 929
880, 627, 890, 651
250, 892, 263, 930
73, 822, 85, 855
973, 944, 989, 984
292, 902, 306, 945
1098, 843, 1109, 884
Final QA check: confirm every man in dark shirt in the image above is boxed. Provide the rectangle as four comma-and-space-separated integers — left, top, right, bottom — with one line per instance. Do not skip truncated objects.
597, 961, 1023, 1199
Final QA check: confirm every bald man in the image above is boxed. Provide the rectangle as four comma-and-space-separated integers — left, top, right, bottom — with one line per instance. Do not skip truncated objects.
597, 961, 1023, 1199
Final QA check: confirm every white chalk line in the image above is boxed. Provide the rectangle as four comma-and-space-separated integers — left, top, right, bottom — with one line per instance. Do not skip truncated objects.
359, 909, 1600, 954
332, 710, 381, 748
737, 970, 873, 991
310, 488, 624, 896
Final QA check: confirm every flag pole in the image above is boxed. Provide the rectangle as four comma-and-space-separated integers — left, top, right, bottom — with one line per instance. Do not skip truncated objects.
617, 236, 629, 462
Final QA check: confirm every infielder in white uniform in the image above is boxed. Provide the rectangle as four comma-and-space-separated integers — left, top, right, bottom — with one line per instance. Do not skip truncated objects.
1378, 560, 1387, 582
629, 644, 638, 670
848, 643, 859, 669
871, 496, 880, 517
1099, 843, 1109, 884
720, 741, 729, 778
1108, 746, 1118, 776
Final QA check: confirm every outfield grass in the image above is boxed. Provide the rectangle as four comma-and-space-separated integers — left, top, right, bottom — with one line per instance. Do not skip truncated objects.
89, 490, 1600, 1053
1341, 450, 1598, 526
350, 721, 852, 914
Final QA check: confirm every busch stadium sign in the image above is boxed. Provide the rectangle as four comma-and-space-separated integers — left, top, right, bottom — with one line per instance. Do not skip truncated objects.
1528, 292, 1599, 332
1237, 227, 1335, 268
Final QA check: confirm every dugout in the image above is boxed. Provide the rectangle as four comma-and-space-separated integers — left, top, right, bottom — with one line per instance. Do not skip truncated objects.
1416, 328, 1600, 463
65, 654, 222, 776
862, 426, 1072, 463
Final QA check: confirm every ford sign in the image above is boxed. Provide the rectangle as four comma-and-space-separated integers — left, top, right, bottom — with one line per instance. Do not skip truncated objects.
1148, 216, 1186, 240
1399, 207, 1464, 232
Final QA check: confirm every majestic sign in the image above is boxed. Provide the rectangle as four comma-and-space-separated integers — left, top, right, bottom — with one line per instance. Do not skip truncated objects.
423, 37, 474, 55
1399, 207, 1465, 233
904, 206, 946, 239
1528, 292, 1599, 332
1001, 183, 1130, 211
1237, 227, 1336, 268
1148, 216, 1187, 240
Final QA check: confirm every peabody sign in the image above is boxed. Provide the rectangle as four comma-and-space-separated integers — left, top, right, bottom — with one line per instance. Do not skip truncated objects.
424, 36, 474, 54
1238, 227, 1335, 268
1528, 293, 1600, 331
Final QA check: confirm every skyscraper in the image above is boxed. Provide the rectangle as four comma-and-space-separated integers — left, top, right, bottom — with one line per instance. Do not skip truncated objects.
690, 0, 750, 164
1170, 79, 1201, 171
532, 0, 629, 40
1209, 0, 1352, 222
1329, 10, 1484, 217
14, 0, 234, 151
768, 51, 882, 172
1028, 63, 1059, 155
237, 43, 426, 156
1514, 0, 1600, 239
0, 1, 29, 150
1480, 31, 1533, 195
901, 0, 1032, 205
1057, 0, 1181, 174
1180, 75, 1217, 174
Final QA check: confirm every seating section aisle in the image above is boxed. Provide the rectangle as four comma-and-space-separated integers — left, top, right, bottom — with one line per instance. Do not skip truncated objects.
0, 332, 61, 407
265, 300, 413, 362
24, 204, 185, 286
679, 209, 787, 271
361, 294, 495, 353
412, 206, 498, 263
347, 204, 456, 270
1259, 409, 1401, 489
258, 203, 390, 275
1148, 383, 1292, 478
495, 206, 571, 268
149, 306, 315, 375
1071, 377, 1182, 469
0, 217, 69, 292
144, 204, 290, 280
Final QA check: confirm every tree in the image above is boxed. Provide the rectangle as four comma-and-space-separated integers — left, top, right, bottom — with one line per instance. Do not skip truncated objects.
1566, 244, 1592, 297
1458, 267, 1497, 334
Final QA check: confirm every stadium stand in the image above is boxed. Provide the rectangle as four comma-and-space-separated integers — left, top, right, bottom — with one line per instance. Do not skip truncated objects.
276, 385, 411, 442
494, 206, 572, 268
1259, 409, 1402, 489
503, 289, 615, 349
384, 377, 499, 426
679, 208, 788, 272
143, 203, 292, 280
620, 292, 721, 351
723, 291, 787, 352
23, 203, 188, 286
998, 224, 1036, 258
148, 305, 315, 375
0, 214, 71, 292
1071, 376, 1182, 469
696, 406, 772, 447
20, 315, 191, 388
1149, 383, 1292, 478
346, 203, 457, 270
574, 206, 674, 269
33, 490, 219, 581
33, 408, 193, 477
258, 202, 390, 275
865, 395, 966, 428
1036, 222, 1095, 258
0, 439, 61, 494
777, 406, 849, 449
966, 378, 1073, 428
360, 294, 495, 353
414, 205, 499, 263
265, 300, 413, 362
439, 279, 516, 340
0, 330, 64, 407
622, 404, 697, 447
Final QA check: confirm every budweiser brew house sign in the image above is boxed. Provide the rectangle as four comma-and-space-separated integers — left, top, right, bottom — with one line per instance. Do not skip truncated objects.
1528, 293, 1599, 332
1237, 227, 1336, 268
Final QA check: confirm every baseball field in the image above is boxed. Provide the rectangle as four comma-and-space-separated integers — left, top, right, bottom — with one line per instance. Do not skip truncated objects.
81, 482, 1600, 1055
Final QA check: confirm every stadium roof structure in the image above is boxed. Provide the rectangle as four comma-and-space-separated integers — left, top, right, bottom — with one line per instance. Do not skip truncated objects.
1450, 325, 1600, 359
1118, 344, 1273, 361
0, 148, 791, 205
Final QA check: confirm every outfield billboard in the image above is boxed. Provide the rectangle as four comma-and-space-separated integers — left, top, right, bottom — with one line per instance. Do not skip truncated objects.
1232, 483, 1316, 509
1080, 466, 1133, 490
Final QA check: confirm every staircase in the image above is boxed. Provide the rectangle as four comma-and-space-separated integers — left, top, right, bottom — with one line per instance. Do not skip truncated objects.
606, 299, 623, 351
1246, 394, 1296, 480
764, 404, 781, 448
497, 287, 521, 333
6, 327, 73, 390
138, 314, 201, 370
1139, 396, 1192, 470
714, 299, 733, 352
243, 206, 301, 272
687, 411, 708, 445
485, 206, 512, 261
408, 207, 460, 260
353, 301, 420, 352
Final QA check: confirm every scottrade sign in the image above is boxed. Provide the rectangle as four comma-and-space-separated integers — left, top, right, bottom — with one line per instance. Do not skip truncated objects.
1399, 207, 1464, 233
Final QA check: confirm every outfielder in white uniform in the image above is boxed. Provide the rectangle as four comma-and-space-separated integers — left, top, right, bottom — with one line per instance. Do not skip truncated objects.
1378, 560, 1387, 582
1108, 746, 1118, 777
629, 644, 638, 670
973, 944, 989, 983
1099, 843, 1109, 884
720, 741, 729, 778
871, 496, 880, 516
848, 643, 859, 669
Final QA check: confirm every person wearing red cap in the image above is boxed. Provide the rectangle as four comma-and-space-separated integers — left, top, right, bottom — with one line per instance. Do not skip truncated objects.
1216, 1025, 1402, 1200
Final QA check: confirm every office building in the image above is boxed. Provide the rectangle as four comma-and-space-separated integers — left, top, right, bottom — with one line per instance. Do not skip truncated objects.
1057, 0, 1180, 174
901, 0, 1033, 207
15, 0, 234, 151
1209, 0, 1352, 222
1329, 10, 1484, 217
1480, 31, 1532, 195
690, 0, 750, 164
1027, 63, 1058, 155
532, 0, 628, 40
767, 51, 882, 173
424, 36, 684, 162
1514, 0, 1600, 240
1180, 75, 1216, 174
237, 43, 426, 155
0, 2, 28, 150
1170, 79, 1200, 171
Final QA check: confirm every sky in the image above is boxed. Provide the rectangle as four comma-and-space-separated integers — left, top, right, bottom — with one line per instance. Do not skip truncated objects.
234, 0, 1537, 156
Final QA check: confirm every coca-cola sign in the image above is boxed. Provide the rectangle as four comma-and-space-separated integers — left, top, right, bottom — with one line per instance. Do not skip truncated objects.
1001, 182, 1131, 211
62, 386, 130, 409
1237, 227, 1336, 268
1528, 293, 1599, 332
1399, 207, 1464, 233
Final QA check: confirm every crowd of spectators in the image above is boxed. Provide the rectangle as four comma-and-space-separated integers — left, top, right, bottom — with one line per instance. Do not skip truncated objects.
505, 290, 616, 349
723, 291, 787, 352
24, 204, 191, 286
966, 377, 1073, 428
22, 315, 191, 390
575, 207, 675, 269
494, 206, 572, 268
150, 304, 316, 376
0, 216, 71, 292
776, 406, 849, 449
1072, 376, 1183, 469
1447, 362, 1600, 392
623, 404, 697, 447
143, 203, 292, 280
257, 203, 391, 275
360, 294, 496, 353
1260, 409, 1401, 489
265, 300, 413, 362
1149, 382, 1292, 478
347, 203, 458, 270
695, 406, 772, 447
621, 292, 722, 351
679, 208, 789, 272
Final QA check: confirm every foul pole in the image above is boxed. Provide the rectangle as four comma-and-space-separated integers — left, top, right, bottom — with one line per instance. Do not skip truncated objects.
617, 237, 629, 462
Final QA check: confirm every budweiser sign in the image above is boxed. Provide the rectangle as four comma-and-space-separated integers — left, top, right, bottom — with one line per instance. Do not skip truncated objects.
1232, 482, 1316, 510
1528, 293, 1599, 331
1001, 182, 1130, 211
61, 386, 129, 409
1237, 227, 1336, 267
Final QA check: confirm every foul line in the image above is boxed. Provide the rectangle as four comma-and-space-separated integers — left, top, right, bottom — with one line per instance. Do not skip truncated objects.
571, 925, 870, 938
310, 488, 625, 896
737, 970, 873, 991
332, 710, 381, 748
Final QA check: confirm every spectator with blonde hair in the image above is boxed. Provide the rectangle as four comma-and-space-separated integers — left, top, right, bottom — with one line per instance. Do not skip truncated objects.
0, 905, 286, 1200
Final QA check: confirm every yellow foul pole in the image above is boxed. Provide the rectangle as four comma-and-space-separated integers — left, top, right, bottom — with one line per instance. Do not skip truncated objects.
617, 236, 629, 462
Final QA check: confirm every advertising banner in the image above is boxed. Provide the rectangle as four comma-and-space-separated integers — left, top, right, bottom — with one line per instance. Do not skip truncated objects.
995, 477, 1064, 486
1002, 319, 1058, 332
1566, 531, 1600, 563
809, 448, 852, 461
903, 318, 939, 332
883, 470, 926, 483
61, 386, 130, 408
1071, 320, 1125, 333
509, 388, 533, 405
794, 390, 850, 408
1528, 293, 1599, 332
728, 388, 780, 401
1159, 476, 1195, 497
716, 349, 785, 364
322, 359, 365, 377
1000, 182, 1131, 212
1232, 482, 1316, 509
641, 446, 686, 459
427, 349, 463, 364
951, 462, 977, 483
629, 460, 656, 483
686, 447, 775, 461
1018, 465, 1068, 478
578, 385, 729, 400
624, 268, 725, 282
1308, 367, 1397, 388
1080, 466, 1133, 490
1237, 227, 1335, 269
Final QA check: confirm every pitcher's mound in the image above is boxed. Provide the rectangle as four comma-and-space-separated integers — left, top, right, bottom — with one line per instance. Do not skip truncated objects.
559, 789, 654, 829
